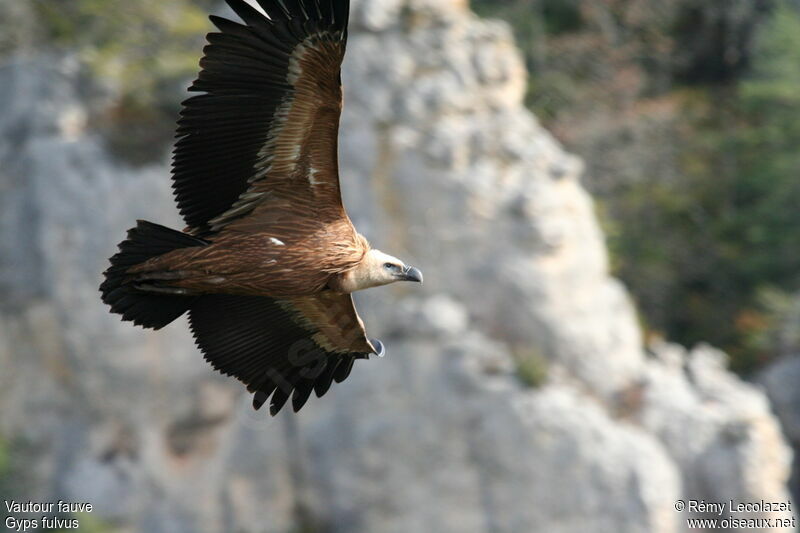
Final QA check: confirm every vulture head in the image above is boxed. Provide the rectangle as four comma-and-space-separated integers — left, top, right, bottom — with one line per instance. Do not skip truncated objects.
334, 250, 423, 293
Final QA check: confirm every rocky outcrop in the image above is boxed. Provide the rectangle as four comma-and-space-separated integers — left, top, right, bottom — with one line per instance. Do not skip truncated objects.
642, 344, 793, 527
342, 0, 645, 398
0, 1, 793, 532
761, 355, 800, 502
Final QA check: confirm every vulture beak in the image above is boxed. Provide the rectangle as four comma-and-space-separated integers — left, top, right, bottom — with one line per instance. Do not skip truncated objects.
370, 338, 386, 358
401, 266, 424, 284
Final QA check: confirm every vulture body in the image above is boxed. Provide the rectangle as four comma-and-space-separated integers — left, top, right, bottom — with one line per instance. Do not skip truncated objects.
100, 0, 423, 415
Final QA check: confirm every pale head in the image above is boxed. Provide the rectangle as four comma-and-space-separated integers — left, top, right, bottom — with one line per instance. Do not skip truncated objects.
331, 249, 423, 294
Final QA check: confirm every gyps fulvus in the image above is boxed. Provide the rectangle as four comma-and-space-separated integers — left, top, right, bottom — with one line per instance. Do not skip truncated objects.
100, 0, 423, 415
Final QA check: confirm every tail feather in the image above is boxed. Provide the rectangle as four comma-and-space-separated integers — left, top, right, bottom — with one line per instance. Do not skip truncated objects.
100, 220, 208, 330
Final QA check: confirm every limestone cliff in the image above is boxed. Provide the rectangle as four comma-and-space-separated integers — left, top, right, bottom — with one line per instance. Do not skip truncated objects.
0, 1, 792, 532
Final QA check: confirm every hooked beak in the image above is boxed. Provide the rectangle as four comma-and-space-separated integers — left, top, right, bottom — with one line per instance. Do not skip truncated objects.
401, 266, 424, 284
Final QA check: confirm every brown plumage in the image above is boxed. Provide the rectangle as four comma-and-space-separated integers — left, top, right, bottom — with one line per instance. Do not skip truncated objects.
99, 0, 423, 415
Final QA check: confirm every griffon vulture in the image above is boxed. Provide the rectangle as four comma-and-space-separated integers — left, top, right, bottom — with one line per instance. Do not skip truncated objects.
100, 0, 423, 415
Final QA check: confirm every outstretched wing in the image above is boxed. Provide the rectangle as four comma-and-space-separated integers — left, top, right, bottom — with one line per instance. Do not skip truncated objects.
188, 292, 383, 415
174, 0, 350, 234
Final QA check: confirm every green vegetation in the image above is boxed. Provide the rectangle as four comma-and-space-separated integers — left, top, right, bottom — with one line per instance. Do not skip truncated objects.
513, 347, 549, 388
0, 0, 218, 165
0, 434, 117, 533
0, 434, 16, 502
0, 434, 9, 481
477, 0, 800, 374
0, 434, 27, 502
31, 0, 214, 103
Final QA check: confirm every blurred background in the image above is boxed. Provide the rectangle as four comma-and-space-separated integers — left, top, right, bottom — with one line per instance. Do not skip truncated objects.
0, 0, 798, 532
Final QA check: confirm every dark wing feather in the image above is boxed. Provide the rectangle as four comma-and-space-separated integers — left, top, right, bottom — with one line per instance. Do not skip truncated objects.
173, 0, 350, 233
188, 292, 379, 415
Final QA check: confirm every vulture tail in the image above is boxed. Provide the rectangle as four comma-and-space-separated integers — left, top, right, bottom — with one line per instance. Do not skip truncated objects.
100, 220, 208, 330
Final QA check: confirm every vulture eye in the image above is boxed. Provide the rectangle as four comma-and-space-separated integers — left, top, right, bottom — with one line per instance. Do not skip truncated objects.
384, 263, 399, 271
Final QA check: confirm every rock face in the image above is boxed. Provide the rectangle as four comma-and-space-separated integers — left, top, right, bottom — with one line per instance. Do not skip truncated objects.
761, 355, 800, 502
642, 344, 793, 527
0, 1, 794, 532
342, 1, 644, 398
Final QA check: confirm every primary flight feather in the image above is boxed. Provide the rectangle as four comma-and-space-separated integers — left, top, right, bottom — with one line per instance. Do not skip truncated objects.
99, 0, 423, 416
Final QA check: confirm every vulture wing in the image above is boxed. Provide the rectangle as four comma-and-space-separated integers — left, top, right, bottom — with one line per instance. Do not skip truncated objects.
174, 0, 350, 234
189, 292, 381, 415
176, 0, 380, 414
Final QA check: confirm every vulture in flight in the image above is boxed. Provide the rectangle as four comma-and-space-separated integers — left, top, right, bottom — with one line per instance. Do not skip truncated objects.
100, 0, 423, 415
